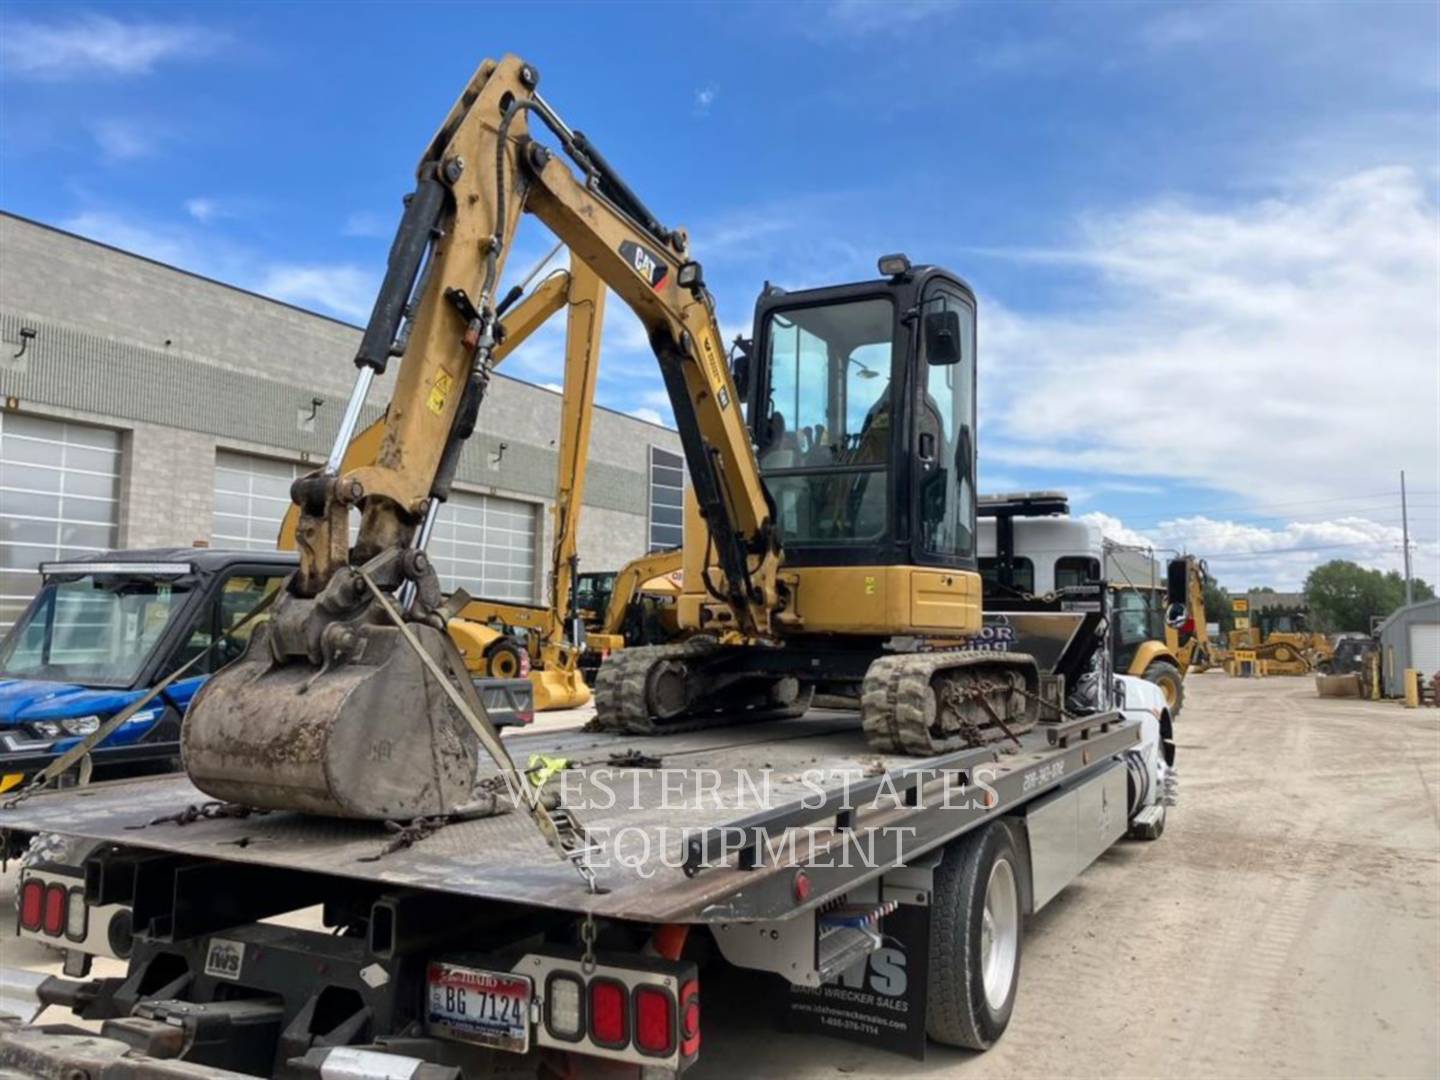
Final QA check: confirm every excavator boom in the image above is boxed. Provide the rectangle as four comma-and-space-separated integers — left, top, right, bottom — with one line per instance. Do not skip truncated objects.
184, 56, 779, 818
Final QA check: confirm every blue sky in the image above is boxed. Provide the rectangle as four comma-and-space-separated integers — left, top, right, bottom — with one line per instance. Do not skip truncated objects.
2, 0, 1437, 590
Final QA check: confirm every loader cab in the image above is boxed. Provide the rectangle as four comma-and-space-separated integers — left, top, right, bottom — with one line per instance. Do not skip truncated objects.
744, 257, 978, 571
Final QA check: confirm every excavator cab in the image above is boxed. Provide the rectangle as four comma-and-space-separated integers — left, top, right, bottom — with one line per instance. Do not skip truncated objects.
743, 257, 978, 574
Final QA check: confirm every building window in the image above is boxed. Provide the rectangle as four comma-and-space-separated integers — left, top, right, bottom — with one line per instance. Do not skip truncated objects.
0, 413, 121, 632
648, 446, 684, 552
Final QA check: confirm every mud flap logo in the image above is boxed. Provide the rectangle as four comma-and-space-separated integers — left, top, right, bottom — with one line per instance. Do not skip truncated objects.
785, 904, 930, 1059
205, 937, 245, 980
619, 240, 669, 291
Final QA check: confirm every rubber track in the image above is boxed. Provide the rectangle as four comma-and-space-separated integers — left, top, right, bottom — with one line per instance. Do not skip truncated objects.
591, 639, 804, 736
860, 650, 1040, 755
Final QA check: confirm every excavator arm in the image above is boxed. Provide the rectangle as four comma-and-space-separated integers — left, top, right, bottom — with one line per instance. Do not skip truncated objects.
294, 55, 777, 636
185, 56, 780, 819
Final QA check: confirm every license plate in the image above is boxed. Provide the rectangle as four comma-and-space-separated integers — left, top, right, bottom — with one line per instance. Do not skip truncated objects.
425, 962, 532, 1053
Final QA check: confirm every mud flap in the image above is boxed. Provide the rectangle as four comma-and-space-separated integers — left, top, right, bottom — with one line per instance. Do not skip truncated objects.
183, 621, 479, 819
783, 902, 931, 1060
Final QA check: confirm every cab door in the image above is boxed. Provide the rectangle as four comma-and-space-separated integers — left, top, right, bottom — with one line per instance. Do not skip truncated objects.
911, 278, 977, 569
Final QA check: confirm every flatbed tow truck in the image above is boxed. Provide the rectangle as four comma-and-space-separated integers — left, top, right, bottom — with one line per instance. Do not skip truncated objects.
0, 684, 1170, 1077
0, 54, 1179, 1076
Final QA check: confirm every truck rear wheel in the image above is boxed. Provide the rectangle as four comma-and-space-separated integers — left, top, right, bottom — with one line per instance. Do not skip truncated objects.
1142, 660, 1184, 716
484, 639, 525, 679
927, 822, 1023, 1050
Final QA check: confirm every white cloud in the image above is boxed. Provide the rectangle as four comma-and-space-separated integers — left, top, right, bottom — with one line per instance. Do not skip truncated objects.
694, 85, 718, 116
1, 14, 221, 79
185, 197, 219, 223
629, 407, 665, 426
540, 382, 563, 394
820, 0, 956, 38
342, 211, 390, 238
92, 118, 156, 161
62, 211, 191, 265
978, 167, 1440, 510
257, 266, 376, 322
1080, 510, 1438, 591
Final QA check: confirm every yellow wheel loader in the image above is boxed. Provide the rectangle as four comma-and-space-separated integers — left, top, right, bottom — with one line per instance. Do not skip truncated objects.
184, 55, 1042, 820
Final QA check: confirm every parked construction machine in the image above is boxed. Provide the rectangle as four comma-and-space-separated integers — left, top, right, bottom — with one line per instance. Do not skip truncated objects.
577, 548, 684, 683
182, 54, 1039, 821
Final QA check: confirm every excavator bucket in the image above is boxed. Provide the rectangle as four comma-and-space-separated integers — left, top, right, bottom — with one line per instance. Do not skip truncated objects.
183, 619, 481, 819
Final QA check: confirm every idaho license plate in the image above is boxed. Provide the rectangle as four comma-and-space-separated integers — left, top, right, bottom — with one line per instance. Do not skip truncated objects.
425, 962, 532, 1053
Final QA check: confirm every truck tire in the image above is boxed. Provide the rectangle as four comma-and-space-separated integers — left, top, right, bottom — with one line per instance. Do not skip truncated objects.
927, 822, 1023, 1050
1142, 660, 1184, 716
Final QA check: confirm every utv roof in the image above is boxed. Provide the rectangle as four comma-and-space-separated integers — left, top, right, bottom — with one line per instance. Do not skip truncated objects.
40, 548, 298, 576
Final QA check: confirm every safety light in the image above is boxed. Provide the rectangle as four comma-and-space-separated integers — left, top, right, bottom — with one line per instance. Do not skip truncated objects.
679, 979, 701, 1058
792, 869, 812, 903
877, 253, 911, 277
544, 973, 584, 1042
18, 878, 43, 932
66, 887, 88, 941
61, 715, 101, 736
633, 985, 675, 1056
588, 978, 628, 1048
43, 883, 67, 936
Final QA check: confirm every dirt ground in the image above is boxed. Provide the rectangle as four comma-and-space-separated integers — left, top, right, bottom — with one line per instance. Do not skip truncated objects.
3, 675, 1437, 1078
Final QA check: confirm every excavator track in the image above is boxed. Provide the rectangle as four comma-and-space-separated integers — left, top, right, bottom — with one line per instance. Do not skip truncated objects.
593, 639, 811, 736
860, 650, 1040, 755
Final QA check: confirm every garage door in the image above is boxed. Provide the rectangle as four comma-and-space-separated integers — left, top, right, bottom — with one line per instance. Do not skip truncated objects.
213, 451, 535, 602
0, 413, 122, 632
427, 491, 537, 603
213, 451, 307, 551
1409, 619, 1440, 679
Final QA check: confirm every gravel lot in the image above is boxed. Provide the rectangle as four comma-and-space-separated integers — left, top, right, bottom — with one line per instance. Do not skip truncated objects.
3, 675, 1437, 1078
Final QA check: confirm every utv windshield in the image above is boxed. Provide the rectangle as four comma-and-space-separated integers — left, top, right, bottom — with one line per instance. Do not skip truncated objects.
758, 297, 894, 545
0, 574, 193, 687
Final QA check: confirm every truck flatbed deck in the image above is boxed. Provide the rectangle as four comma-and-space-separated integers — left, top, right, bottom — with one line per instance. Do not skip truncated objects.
0, 709, 1140, 925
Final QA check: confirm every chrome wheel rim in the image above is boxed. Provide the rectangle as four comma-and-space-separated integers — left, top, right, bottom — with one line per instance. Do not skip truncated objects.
981, 857, 1019, 1011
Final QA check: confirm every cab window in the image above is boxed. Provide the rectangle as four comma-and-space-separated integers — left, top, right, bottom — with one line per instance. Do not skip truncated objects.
170, 572, 286, 675
979, 557, 1034, 594
1055, 556, 1101, 589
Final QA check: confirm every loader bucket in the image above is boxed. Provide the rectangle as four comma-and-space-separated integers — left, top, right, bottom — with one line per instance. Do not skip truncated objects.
183, 620, 480, 819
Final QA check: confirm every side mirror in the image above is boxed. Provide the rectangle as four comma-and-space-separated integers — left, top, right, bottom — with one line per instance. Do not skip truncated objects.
730, 337, 752, 397
1166, 558, 1188, 608
923, 310, 962, 365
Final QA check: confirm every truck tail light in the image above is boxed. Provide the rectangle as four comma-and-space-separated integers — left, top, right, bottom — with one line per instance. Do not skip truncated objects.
544, 973, 584, 1042
633, 985, 675, 1056
18, 878, 44, 931
588, 978, 627, 1048
66, 887, 88, 941
679, 978, 700, 1058
43, 883, 66, 936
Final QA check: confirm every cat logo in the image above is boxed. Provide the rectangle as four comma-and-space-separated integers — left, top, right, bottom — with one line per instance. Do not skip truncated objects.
618, 240, 669, 291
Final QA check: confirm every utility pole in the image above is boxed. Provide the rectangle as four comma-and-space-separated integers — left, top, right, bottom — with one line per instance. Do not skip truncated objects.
1401, 469, 1413, 608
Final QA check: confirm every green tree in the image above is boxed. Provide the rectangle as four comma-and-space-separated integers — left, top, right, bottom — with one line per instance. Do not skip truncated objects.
1303, 560, 1435, 633
1201, 577, 1235, 634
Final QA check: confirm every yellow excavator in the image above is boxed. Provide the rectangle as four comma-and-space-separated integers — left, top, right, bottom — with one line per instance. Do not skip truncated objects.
276, 256, 605, 710
578, 547, 684, 681
184, 54, 1040, 820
